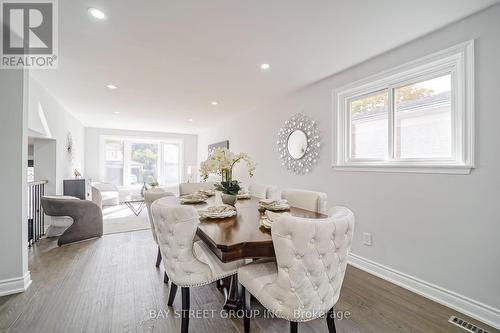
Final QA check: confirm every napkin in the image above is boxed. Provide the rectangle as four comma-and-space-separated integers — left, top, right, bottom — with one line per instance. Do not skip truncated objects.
238, 188, 249, 195
265, 210, 291, 223
198, 189, 215, 196
199, 204, 236, 214
259, 199, 288, 207
181, 193, 207, 200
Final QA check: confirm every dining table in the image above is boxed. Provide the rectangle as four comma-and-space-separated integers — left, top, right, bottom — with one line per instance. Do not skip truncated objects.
186, 195, 328, 310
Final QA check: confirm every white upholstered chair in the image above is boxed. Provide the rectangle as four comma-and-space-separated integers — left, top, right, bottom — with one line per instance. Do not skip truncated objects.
144, 189, 175, 276
178, 182, 215, 196
281, 188, 327, 214
151, 197, 245, 333
248, 183, 279, 199
92, 182, 119, 206
238, 206, 354, 333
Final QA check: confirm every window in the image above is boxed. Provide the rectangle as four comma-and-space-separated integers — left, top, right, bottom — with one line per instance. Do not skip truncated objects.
104, 140, 124, 186
162, 143, 180, 185
334, 41, 474, 174
101, 137, 183, 187
130, 142, 158, 185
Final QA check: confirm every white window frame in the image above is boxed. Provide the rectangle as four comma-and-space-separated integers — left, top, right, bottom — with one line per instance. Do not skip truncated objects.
99, 135, 184, 187
333, 40, 475, 174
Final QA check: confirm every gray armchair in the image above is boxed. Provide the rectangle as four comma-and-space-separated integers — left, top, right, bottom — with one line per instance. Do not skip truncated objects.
41, 196, 103, 246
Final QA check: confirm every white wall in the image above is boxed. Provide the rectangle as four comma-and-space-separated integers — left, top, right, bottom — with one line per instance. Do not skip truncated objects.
28, 78, 85, 195
85, 127, 197, 185
199, 4, 500, 328
0, 69, 31, 295
33, 139, 57, 195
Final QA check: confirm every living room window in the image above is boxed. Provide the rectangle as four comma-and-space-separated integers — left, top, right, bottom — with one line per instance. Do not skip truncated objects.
101, 137, 183, 187
334, 41, 474, 174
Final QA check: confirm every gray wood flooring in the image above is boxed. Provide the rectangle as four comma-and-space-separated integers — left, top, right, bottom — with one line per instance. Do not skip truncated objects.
0, 230, 497, 333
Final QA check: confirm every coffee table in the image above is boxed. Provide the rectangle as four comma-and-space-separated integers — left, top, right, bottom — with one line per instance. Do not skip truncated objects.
120, 195, 145, 216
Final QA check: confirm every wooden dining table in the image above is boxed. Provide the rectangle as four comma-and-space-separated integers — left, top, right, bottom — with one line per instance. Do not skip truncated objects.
186, 195, 328, 310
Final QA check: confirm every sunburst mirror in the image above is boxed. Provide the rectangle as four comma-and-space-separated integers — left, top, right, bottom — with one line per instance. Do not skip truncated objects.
277, 113, 321, 175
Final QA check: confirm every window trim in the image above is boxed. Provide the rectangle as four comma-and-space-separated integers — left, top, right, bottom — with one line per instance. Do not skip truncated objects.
333, 40, 475, 174
99, 135, 184, 187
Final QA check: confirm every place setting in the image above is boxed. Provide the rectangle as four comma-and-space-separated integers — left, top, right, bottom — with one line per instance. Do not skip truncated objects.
179, 192, 207, 204
198, 204, 237, 219
258, 198, 291, 211
236, 188, 251, 200
198, 189, 215, 197
259, 210, 290, 229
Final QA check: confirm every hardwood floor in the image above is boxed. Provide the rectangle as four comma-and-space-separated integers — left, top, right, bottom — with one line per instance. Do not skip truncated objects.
0, 230, 497, 333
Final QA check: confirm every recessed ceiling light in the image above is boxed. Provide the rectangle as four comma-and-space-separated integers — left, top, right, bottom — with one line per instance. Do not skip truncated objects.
188, 118, 193, 122
260, 63, 270, 70
88, 8, 106, 20
106, 84, 117, 90
113, 111, 120, 114
211, 101, 218, 106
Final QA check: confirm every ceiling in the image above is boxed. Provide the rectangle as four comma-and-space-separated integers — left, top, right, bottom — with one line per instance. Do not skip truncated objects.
31, 0, 498, 134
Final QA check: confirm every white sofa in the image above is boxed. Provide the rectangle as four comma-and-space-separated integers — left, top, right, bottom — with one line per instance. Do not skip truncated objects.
92, 182, 120, 206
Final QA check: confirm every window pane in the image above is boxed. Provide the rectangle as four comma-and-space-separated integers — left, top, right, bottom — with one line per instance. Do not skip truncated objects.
164, 144, 179, 163
350, 90, 389, 159
130, 143, 158, 185
395, 74, 452, 159
104, 140, 124, 186
163, 144, 179, 184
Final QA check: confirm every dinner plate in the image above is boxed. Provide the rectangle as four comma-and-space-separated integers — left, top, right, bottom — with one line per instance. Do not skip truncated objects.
180, 198, 206, 204
259, 199, 275, 205
237, 193, 251, 199
267, 205, 290, 211
198, 189, 215, 197
199, 210, 237, 219
259, 218, 272, 229
259, 203, 291, 211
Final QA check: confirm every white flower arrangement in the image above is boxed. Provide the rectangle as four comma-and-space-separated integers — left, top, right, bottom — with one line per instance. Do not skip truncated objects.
200, 147, 256, 195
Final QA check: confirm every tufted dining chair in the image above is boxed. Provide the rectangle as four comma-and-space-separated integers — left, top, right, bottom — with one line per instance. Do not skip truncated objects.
144, 189, 175, 282
248, 183, 279, 199
151, 197, 245, 333
238, 206, 354, 333
178, 181, 215, 196
281, 188, 327, 214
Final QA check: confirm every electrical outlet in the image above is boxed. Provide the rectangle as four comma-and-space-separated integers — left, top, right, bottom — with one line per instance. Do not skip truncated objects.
363, 232, 372, 246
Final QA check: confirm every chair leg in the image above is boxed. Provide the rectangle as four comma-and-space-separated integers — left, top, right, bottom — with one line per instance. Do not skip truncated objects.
290, 321, 298, 333
181, 287, 190, 333
164, 272, 169, 284
326, 308, 337, 333
168, 282, 178, 306
155, 246, 162, 267
241, 286, 250, 333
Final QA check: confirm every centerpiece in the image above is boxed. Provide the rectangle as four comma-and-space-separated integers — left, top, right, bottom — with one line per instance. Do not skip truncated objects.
200, 147, 256, 206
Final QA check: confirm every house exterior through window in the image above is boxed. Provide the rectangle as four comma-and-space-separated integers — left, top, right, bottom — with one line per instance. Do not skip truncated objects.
333, 41, 474, 174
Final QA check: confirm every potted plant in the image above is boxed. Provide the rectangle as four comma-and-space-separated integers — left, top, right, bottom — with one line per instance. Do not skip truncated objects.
200, 147, 256, 206
147, 176, 159, 188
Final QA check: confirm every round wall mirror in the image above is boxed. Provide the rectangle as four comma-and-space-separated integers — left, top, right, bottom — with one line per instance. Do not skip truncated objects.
277, 113, 320, 175
287, 130, 308, 159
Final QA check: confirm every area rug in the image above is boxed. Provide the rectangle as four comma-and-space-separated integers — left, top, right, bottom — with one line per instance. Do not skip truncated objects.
102, 204, 151, 235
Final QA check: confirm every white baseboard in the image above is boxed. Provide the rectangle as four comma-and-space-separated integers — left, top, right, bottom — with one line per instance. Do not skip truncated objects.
0, 271, 32, 296
348, 253, 500, 330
